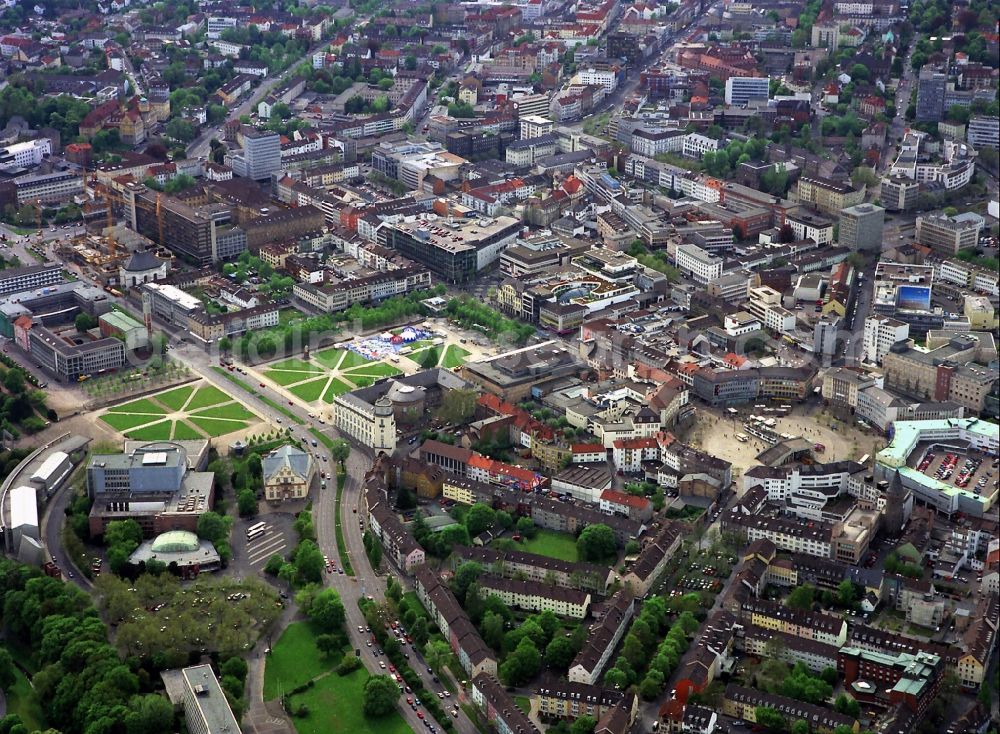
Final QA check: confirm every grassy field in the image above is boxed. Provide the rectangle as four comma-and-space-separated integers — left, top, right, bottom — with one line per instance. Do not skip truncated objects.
212, 367, 305, 424
312, 348, 346, 369
515, 696, 531, 715
321, 377, 353, 403
123, 421, 173, 441
264, 369, 316, 386
189, 416, 247, 437
156, 385, 194, 411
269, 358, 324, 372
172, 421, 203, 440
515, 530, 578, 562
344, 362, 400, 379
191, 402, 255, 421
106, 397, 166, 414
337, 350, 373, 370
6, 660, 46, 731
286, 668, 412, 734
265, 624, 408, 734
410, 346, 442, 368
264, 622, 332, 699
186, 385, 232, 410
289, 377, 329, 402
441, 345, 469, 368
101, 412, 162, 431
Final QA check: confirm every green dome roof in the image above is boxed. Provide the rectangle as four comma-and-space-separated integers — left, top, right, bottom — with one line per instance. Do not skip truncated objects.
150, 530, 200, 554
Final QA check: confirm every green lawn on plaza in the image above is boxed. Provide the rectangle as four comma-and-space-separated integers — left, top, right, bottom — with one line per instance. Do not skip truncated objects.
263, 622, 331, 699
288, 377, 329, 402
269, 358, 324, 372
185, 384, 232, 410
105, 397, 167, 414
322, 378, 354, 403
122, 421, 173, 441
514, 529, 579, 562
343, 362, 400, 379
156, 385, 195, 411
441, 345, 470, 368
264, 622, 411, 734
101, 381, 261, 440
264, 369, 317, 386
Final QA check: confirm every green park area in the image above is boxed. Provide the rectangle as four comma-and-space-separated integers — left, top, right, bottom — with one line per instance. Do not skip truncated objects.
261, 347, 405, 404
99, 381, 260, 439
407, 343, 469, 370
2, 649, 46, 732
265, 622, 411, 734
512, 529, 578, 562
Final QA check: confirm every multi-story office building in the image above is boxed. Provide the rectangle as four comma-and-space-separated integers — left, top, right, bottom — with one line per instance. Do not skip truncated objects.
880, 176, 919, 211
0, 263, 62, 296
882, 334, 998, 414
967, 115, 999, 149
863, 316, 909, 365
0, 138, 51, 170
14, 170, 83, 205
379, 213, 520, 284
129, 185, 242, 265
839, 203, 884, 251
177, 665, 243, 734
725, 75, 769, 106
915, 66, 947, 122
938, 258, 999, 297
27, 324, 125, 382
675, 244, 723, 284
230, 127, 281, 181
785, 209, 834, 244
519, 114, 554, 139
795, 175, 865, 215
915, 212, 984, 255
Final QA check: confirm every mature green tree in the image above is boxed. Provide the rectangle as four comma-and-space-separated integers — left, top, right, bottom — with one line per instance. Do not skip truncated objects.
791, 720, 810, 734
330, 439, 350, 467
452, 561, 483, 603
570, 715, 597, 734
424, 640, 451, 672
123, 693, 175, 734
465, 503, 496, 537
362, 675, 400, 717
577, 524, 617, 562
316, 633, 342, 657
515, 516, 537, 539
237, 489, 257, 516
196, 512, 232, 544
499, 638, 541, 686
544, 636, 576, 669
785, 584, 815, 611
755, 707, 787, 731
294, 540, 325, 584
494, 510, 513, 530
482, 610, 505, 650
308, 588, 346, 631
264, 555, 284, 576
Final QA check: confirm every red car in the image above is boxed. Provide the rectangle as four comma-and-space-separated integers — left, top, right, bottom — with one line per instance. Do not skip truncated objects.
388, 664, 396, 673
417, 712, 424, 720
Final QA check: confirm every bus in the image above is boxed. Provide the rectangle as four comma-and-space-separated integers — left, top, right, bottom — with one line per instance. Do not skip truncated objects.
246, 522, 267, 541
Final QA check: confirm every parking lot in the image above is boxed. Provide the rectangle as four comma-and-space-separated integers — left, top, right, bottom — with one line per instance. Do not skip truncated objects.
916, 446, 999, 496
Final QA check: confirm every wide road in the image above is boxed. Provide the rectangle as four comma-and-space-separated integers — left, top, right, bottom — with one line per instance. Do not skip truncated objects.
165, 341, 473, 734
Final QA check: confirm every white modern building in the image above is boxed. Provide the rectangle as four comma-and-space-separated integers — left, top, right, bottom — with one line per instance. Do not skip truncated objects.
967, 115, 999, 149
725, 76, 769, 107
863, 316, 909, 364
683, 133, 720, 159
0, 138, 51, 170
675, 244, 723, 284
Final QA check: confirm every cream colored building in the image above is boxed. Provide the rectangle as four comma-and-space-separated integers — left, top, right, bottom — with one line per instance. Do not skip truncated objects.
262, 445, 316, 501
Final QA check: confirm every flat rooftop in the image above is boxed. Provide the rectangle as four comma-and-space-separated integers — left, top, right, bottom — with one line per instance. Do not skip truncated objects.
391, 214, 520, 254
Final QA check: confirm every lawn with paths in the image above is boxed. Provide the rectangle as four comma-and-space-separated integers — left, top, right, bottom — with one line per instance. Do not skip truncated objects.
123, 421, 173, 441
442, 345, 470, 368
321, 377, 353, 403
189, 416, 250, 437
106, 397, 167, 414
312, 348, 346, 369
186, 385, 231, 410
336, 350, 373, 370
264, 622, 331, 699
269, 358, 324, 372
409, 346, 442, 368
343, 362, 400, 379
264, 369, 317, 387
288, 376, 329, 402
101, 412, 164, 432
514, 529, 578, 562
191, 402, 256, 421
171, 421, 204, 440
156, 385, 194, 411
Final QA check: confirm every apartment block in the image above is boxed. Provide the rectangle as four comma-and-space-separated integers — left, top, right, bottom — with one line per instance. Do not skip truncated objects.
569, 590, 635, 684
477, 575, 591, 618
